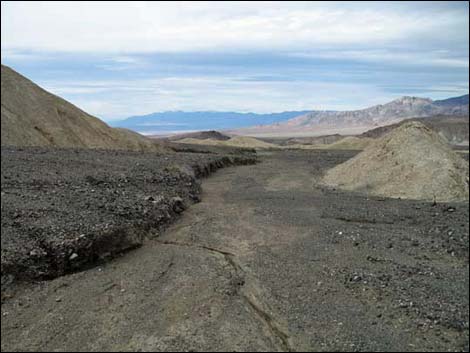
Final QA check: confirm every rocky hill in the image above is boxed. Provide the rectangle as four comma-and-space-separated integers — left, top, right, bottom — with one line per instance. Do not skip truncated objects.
361, 115, 469, 145
233, 95, 469, 137
293, 96, 468, 128
323, 121, 469, 201
177, 135, 278, 150
165, 130, 231, 141
1, 65, 167, 152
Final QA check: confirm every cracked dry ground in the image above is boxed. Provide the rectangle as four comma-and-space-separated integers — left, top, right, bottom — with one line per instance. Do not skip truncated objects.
1, 150, 469, 352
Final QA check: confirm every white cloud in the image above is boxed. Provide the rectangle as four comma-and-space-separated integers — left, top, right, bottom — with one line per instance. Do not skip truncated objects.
2, 2, 467, 119
290, 49, 469, 68
1, 1, 468, 54
39, 75, 393, 120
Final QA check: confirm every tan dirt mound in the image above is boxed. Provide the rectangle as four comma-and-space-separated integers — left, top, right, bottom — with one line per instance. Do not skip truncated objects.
282, 136, 373, 151
1, 65, 167, 152
176, 138, 225, 146
323, 121, 469, 201
169, 130, 231, 141
225, 136, 278, 149
321, 136, 374, 150
177, 135, 278, 149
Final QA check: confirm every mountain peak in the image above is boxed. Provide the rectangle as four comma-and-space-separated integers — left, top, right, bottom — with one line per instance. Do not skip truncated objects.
232, 94, 469, 136
391, 96, 433, 105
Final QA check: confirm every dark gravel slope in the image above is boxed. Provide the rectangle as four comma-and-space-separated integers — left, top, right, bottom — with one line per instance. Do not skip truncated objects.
1, 146, 255, 286
1, 149, 468, 352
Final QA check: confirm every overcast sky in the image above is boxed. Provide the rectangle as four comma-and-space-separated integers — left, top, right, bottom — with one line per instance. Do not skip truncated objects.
1, 1, 469, 121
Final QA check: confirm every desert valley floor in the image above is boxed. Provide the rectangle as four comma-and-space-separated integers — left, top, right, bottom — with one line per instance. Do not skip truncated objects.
1, 149, 468, 352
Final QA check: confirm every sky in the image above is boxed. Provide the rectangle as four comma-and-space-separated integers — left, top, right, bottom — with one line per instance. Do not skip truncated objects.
1, 1, 469, 122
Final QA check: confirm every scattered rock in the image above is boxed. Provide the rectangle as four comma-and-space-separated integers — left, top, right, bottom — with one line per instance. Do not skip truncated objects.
351, 275, 362, 283
171, 197, 186, 213
1, 146, 256, 285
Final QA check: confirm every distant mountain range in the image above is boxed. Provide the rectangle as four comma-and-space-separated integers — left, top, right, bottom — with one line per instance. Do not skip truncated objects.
232, 95, 469, 137
3, 63, 467, 142
111, 111, 311, 135
285, 95, 469, 128
113, 95, 468, 136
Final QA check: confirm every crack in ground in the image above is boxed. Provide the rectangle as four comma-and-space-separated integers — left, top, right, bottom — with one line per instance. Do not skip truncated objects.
154, 239, 295, 352
154, 261, 174, 282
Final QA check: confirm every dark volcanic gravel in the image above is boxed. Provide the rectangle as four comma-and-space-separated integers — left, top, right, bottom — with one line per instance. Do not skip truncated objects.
1, 148, 468, 352
1, 146, 256, 286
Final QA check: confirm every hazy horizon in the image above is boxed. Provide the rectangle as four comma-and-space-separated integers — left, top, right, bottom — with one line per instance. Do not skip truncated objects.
2, 1, 469, 122
118, 93, 470, 118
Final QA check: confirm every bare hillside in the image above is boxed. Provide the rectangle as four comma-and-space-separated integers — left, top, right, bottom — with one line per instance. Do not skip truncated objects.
165, 130, 231, 141
323, 122, 469, 201
361, 115, 469, 145
232, 95, 469, 137
1, 65, 167, 152
177, 135, 278, 150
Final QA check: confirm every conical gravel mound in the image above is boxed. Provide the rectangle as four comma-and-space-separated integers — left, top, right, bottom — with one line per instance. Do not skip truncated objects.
323, 121, 469, 201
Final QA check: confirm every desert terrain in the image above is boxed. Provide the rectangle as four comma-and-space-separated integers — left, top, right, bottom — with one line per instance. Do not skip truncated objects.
1, 64, 469, 352
1, 147, 468, 351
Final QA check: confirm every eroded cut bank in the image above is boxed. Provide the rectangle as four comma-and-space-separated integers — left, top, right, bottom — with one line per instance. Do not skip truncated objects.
1, 146, 256, 289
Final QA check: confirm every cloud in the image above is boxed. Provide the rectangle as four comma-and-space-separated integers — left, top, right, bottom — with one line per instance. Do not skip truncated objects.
1, 2, 467, 120
1, 49, 54, 62
289, 49, 469, 69
1, 1, 468, 54
38, 75, 395, 120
